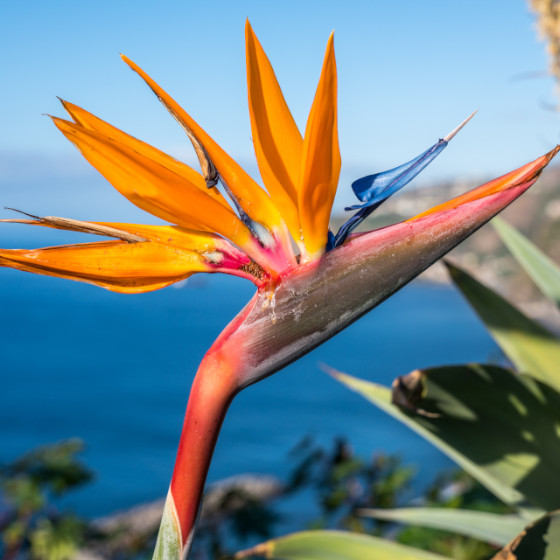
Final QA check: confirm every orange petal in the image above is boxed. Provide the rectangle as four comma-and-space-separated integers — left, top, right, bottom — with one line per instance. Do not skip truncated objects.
120, 55, 288, 236
245, 21, 303, 241
2, 213, 246, 257
51, 117, 256, 252
0, 240, 207, 293
60, 100, 230, 209
96, 223, 264, 280
97, 223, 235, 250
1, 218, 266, 285
408, 146, 560, 222
298, 33, 341, 262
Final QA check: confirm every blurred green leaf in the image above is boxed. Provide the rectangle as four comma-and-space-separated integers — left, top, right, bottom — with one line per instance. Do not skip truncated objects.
359, 507, 526, 546
397, 523, 495, 560
4, 439, 92, 495
3, 478, 44, 512
492, 509, 560, 559
331, 365, 560, 512
2, 520, 27, 549
492, 216, 560, 308
0, 440, 92, 559
236, 530, 451, 559
445, 261, 560, 390
30, 517, 84, 560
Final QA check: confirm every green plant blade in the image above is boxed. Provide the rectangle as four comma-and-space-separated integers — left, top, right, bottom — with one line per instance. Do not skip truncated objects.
492, 216, 560, 308
331, 370, 526, 509
236, 530, 452, 560
493, 510, 560, 559
331, 365, 560, 512
359, 508, 528, 546
445, 261, 560, 390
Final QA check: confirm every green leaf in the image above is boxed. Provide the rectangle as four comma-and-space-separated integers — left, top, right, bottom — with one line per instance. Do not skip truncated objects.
29, 517, 85, 560
445, 261, 560, 390
493, 509, 560, 559
236, 530, 452, 559
331, 365, 560, 512
359, 507, 528, 546
492, 216, 560, 308
4, 439, 92, 495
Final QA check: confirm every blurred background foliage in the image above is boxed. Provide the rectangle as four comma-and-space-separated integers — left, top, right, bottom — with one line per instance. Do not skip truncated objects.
0, 436, 511, 560
0, 440, 91, 560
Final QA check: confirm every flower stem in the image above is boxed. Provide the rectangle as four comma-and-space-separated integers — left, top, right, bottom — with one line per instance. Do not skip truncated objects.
153, 350, 239, 559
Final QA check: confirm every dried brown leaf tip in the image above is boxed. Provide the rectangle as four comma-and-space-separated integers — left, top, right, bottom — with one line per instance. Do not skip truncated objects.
491, 510, 558, 559
1, 209, 146, 243
234, 541, 272, 559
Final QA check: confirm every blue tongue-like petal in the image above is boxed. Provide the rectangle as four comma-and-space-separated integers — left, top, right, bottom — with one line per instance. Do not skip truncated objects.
333, 111, 477, 248
346, 139, 447, 211
332, 140, 446, 248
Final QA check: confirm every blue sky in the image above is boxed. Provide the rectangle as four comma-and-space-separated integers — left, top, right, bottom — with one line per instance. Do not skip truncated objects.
1, 0, 558, 216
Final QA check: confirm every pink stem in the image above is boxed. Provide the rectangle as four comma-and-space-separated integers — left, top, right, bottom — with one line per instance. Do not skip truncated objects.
168, 338, 243, 553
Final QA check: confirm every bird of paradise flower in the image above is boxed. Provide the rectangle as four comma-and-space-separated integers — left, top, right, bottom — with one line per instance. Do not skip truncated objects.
1, 22, 558, 560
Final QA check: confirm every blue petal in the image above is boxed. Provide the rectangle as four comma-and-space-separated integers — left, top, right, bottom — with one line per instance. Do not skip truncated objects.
332, 206, 374, 248
350, 139, 447, 208
326, 229, 336, 252
333, 138, 448, 247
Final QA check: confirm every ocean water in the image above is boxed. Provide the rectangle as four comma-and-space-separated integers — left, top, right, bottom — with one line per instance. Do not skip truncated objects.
0, 245, 500, 518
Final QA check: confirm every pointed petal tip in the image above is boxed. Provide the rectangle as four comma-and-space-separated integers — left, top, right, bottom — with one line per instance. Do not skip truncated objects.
120, 53, 134, 69
57, 97, 73, 115
48, 115, 68, 128
546, 144, 560, 161
56, 98, 74, 117
245, 19, 257, 45
443, 109, 478, 142
530, 144, 560, 175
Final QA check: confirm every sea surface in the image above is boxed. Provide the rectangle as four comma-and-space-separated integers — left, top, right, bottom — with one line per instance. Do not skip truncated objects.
0, 241, 500, 518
